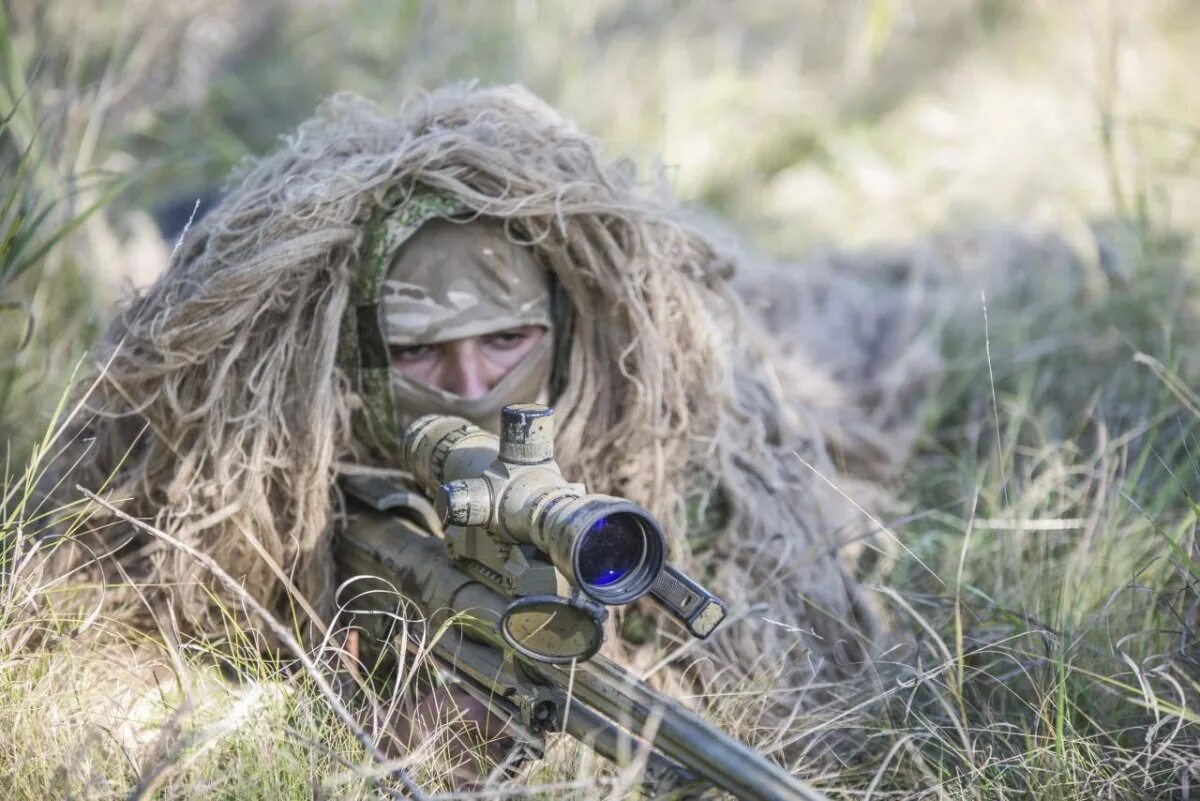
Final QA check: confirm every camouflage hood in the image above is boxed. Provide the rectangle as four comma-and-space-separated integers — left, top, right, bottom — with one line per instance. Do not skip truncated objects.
342, 192, 555, 448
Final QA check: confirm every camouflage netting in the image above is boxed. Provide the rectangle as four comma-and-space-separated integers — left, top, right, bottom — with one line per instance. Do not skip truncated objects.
39, 85, 951, 733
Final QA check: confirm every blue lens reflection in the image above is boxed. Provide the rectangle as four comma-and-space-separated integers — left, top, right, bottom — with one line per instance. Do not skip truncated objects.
577, 514, 643, 588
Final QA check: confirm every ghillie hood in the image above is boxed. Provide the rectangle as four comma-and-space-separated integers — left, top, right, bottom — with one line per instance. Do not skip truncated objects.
53, 86, 883, 681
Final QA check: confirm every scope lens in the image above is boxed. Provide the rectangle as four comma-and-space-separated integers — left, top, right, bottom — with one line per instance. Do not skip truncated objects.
576, 513, 647, 588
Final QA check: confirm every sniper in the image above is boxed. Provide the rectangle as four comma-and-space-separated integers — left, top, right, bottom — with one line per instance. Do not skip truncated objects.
39, 86, 934, 789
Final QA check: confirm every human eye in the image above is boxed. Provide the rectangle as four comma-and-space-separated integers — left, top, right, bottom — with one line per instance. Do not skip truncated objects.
390, 344, 435, 365
483, 328, 534, 350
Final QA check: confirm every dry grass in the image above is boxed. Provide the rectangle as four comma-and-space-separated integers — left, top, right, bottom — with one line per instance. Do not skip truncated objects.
2, 1, 1199, 799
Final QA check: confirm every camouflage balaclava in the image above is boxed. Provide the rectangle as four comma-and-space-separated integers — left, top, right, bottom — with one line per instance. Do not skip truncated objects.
382, 216, 554, 430
343, 189, 555, 458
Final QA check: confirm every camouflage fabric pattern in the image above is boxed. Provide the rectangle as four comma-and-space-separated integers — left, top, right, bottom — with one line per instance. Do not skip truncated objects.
342, 187, 555, 454
355, 188, 467, 302
384, 216, 556, 432
381, 218, 552, 347
343, 187, 469, 456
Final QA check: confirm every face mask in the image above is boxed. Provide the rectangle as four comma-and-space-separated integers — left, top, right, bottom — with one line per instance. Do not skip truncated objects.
381, 217, 554, 433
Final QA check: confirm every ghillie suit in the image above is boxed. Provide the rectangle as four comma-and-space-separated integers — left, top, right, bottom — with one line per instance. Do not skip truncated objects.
44, 86, 928, 734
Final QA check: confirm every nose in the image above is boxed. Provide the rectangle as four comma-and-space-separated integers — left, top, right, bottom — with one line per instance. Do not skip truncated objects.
442, 342, 492, 399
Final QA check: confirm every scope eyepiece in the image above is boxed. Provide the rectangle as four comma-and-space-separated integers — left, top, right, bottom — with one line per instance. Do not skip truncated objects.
538, 496, 666, 605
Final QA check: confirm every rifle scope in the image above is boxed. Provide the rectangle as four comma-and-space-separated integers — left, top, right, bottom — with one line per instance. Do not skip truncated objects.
401, 405, 667, 605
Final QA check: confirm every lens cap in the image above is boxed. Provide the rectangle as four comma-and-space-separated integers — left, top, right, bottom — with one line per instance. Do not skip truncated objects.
499, 594, 607, 664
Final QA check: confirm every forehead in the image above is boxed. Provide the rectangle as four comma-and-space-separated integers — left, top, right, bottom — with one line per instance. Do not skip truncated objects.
381, 217, 552, 346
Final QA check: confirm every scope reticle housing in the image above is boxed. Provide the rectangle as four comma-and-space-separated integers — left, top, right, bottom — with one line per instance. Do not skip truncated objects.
402, 404, 667, 605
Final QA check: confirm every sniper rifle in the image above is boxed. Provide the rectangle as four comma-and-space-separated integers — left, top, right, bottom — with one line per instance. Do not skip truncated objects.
335, 403, 828, 801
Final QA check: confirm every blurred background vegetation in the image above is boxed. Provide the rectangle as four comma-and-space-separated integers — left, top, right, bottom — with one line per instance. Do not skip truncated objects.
3, 0, 1199, 454
2, 1, 1199, 798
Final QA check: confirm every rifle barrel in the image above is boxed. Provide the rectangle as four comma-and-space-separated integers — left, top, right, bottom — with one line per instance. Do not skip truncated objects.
528, 656, 831, 801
